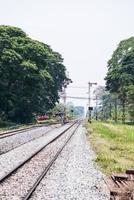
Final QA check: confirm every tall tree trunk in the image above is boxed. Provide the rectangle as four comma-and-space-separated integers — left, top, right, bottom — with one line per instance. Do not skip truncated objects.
122, 98, 126, 124
95, 98, 98, 120
109, 102, 112, 120
114, 99, 117, 123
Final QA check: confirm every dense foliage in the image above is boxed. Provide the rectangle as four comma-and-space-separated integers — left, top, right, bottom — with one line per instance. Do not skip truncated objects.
66, 102, 84, 117
93, 37, 134, 123
105, 37, 134, 122
0, 25, 69, 123
50, 102, 84, 118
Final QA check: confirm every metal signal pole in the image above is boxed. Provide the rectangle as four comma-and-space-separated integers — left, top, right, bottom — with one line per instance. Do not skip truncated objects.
63, 85, 66, 124
95, 95, 98, 120
62, 79, 72, 124
88, 82, 97, 123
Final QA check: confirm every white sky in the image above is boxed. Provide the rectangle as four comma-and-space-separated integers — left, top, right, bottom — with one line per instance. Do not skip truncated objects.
0, 0, 134, 108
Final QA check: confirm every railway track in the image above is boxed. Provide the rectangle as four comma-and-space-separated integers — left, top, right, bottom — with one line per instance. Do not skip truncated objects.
24, 121, 81, 200
0, 120, 81, 199
0, 125, 55, 155
0, 124, 50, 139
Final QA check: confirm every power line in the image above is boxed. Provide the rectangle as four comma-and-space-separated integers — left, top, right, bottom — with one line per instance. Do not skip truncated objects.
68, 86, 87, 89
65, 96, 89, 100
61, 96, 96, 100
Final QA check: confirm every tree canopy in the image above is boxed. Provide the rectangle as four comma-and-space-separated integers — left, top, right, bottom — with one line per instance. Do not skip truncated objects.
105, 37, 134, 122
0, 25, 69, 123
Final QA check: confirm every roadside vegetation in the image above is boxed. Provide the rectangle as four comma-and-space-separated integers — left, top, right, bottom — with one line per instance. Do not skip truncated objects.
92, 37, 134, 124
87, 121, 134, 175
0, 25, 70, 124
89, 37, 134, 175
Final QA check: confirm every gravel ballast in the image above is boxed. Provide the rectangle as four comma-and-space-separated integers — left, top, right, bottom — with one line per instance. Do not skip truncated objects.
0, 123, 78, 199
0, 123, 72, 181
0, 125, 58, 154
31, 124, 109, 200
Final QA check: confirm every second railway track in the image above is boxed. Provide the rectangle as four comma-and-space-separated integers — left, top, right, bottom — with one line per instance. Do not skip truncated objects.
0, 124, 49, 139
0, 120, 81, 200
0, 125, 55, 155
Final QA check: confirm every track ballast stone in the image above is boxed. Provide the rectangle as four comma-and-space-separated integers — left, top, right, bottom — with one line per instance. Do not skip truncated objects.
0, 123, 71, 180
0, 124, 78, 199
0, 126, 54, 154
31, 125, 109, 200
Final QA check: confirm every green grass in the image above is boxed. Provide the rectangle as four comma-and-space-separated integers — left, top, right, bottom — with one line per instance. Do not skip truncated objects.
86, 121, 134, 175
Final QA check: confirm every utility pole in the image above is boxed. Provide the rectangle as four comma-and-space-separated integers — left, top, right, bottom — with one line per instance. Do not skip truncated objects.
88, 82, 97, 123
63, 85, 66, 124
62, 78, 72, 124
95, 95, 98, 121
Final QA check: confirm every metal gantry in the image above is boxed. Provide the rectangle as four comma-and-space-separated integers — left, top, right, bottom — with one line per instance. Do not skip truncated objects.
61, 82, 97, 123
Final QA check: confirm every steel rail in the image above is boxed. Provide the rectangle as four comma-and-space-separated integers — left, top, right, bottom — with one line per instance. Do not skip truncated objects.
0, 128, 53, 156
0, 120, 78, 183
23, 121, 81, 200
0, 124, 49, 139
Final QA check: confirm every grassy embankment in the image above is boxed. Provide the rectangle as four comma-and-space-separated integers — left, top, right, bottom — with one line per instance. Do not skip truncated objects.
86, 121, 134, 175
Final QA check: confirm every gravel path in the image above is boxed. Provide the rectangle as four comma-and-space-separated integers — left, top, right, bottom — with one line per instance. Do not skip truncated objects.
0, 123, 72, 181
0, 123, 78, 199
0, 125, 59, 154
31, 124, 109, 200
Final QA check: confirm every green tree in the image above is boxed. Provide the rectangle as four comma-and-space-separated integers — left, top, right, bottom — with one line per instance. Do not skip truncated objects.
105, 37, 134, 123
127, 85, 134, 122
0, 25, 69, 123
